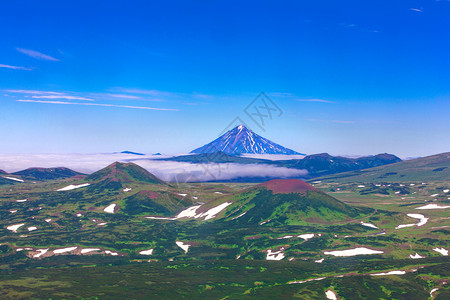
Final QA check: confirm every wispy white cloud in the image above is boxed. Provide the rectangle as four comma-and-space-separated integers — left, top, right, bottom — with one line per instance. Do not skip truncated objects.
296, 98, 335, 103
136, 161, 308, 182
17, 99, 178, 111
6, 89, 63, 95
410, 8, 423, 12
16, 48, 59, 61
306, 118, 355, 124
116, 88, 172, 97
0, 64, 32, 71
103, 93, 142, 99
32, 95, 94, 101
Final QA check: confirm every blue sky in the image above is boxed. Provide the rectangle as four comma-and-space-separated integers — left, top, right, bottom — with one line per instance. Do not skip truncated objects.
1, 0, 449, 158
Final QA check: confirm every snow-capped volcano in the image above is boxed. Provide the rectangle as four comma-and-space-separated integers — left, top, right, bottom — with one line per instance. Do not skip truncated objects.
190, 125, 302, 155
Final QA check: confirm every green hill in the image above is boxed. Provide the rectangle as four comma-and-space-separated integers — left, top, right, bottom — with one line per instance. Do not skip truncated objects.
193, 179, 368, 225
310, 152, 450, 183
86, 162, 165, 190
12, 167, 84, 181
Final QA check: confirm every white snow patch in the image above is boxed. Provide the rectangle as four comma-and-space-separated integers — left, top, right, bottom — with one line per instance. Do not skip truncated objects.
430, 194, 439, 197
2, 176, 24, 182
97, 222, 107, 226
33, 249, 49, 258
146, 216, 176, 220
81, 248, 100, 254
396, 223, 416, 229
358, 185, 365, 188
433, 248, 448, 256
298, 233, 315, 240
16, 199, 27, 202
176, 193, 187, 197
277, 235, 294, 239
266, 249, 285, 261
395, 191, 400, 194
192, 196, 198, 200
176, 241, 191, 253
315, 258, 324, 263
214, 191, 223, 194
371, 270, 406, 276
259, 219, 271, 225
103, 203, 116, 213
230, 211, 247, 220
76, 213, 82, 217
105, 250, 119, 256
324, 247, 383, 257
7, 223, 25, 232
361, 221, 378, 229
56, 183, 90, 191
410, 253, 423, 259
139, 249, 154, 255
407, 213, 428, 226
416, 204, 450, 210
195, 202, 232, 220
123, 188, 131, 192
430, 288, 439, 296
9, 210, 17, 213
45, 219, 52, 223
325, 290, 338, 300
27, 226, 37, 231
175, 205, 201, 218
53, 247, 77, 254
443, 189, 449, 193
289, 277, 326, 284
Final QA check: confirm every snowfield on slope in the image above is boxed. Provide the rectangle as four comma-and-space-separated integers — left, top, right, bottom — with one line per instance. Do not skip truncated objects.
266, 248, 285, 260
2, 176, 24, 182
56, 183, 90, 191
6, 223, 25, 232
416, 204, 450, 209
104, 203, 116, 213
324, 247, 383, 257
139, 249, 154, 255
176, 241, 191, 253
396, 213, 428, 229
175, 202, 232, 220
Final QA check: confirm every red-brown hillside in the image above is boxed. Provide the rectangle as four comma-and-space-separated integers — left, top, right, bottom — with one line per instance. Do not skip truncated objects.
256, 179, 319, 194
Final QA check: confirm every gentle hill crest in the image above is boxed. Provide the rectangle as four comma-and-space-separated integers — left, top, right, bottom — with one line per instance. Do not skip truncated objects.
86, 162, 165, 185
12, 167, 84, 181
256, 179, 319, 194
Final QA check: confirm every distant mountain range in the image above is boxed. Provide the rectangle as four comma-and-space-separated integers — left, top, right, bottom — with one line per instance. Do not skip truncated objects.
163, 152, 401, 180
310, 152, 450, 183
190, 125, 303, 155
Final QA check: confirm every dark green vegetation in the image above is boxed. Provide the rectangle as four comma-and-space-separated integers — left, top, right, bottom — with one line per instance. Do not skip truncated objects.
161, 152, 401, 180
0, 257, 448, 299
0, 161, 448, 299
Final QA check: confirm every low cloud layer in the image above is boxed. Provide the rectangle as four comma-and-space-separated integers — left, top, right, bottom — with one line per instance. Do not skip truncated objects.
0, 153, 307, 182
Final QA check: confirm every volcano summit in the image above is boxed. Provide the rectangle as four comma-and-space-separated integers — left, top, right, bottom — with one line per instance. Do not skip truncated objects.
190, 125, 303, 155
